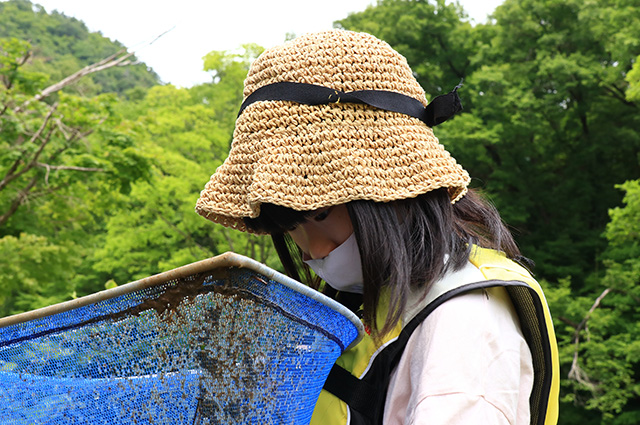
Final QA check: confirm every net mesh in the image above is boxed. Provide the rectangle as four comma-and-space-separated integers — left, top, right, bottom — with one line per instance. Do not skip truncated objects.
0, 262, 361, 424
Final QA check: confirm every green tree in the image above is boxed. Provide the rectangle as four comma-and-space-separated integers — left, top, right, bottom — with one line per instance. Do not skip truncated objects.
0, 38, 150, 229
627, 55, 640, 102
0, 233, 78, 315
450, 0, 640, 284
0, 25, 272, 313
547, 180, 640, 424
89, 46, 277, 289
0, 37, 151, 316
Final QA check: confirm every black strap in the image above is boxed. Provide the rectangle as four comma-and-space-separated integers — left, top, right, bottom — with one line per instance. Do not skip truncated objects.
237, 81, 463, 127
323, 280, 545, 425
323, 282, 477, 423
323, 361, 378, 415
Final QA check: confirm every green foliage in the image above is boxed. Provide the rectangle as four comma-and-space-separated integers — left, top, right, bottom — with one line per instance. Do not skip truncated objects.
626, 55, 640, 102
0, 35, 153, 306
463, 0, 640, 284
0, 0, 159, 96
202, 43, 264, 82
547, 181, 640, 423
197, 43, 264, 134
0, 8, 277, 309
606, 180, 640, 258
0, 38, 48, 94
88, 47, 278, 290
0, 233, 78, 316
0, 40, 151, 232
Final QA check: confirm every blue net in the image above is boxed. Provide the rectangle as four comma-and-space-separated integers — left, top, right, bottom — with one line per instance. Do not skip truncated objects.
0, 258, 362, 424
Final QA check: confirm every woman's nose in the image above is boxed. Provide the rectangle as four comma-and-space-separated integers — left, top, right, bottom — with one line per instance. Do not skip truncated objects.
290, 223, 339, 260
306, 235, 339, 260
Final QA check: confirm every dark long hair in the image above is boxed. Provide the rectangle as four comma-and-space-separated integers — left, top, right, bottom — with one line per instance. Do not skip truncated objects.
244, 188, 524, 338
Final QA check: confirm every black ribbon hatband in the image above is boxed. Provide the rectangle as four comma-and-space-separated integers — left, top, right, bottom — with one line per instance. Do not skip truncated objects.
237, 81, 463, 127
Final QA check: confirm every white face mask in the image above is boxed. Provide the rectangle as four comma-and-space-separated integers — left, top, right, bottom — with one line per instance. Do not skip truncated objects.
303, 233, 364, 294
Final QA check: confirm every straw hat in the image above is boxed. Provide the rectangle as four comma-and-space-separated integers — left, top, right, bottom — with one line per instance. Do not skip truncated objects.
196, 30, 470, 233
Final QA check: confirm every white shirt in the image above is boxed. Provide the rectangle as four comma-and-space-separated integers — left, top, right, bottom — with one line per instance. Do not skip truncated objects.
383, 263, 534, 425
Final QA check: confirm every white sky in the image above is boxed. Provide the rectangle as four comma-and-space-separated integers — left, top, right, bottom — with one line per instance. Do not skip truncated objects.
32, 0, 503, 88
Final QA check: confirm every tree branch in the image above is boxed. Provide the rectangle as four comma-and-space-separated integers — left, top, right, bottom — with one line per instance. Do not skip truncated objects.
40, 117, 100, 172
35, 163, 104, 173
576, 288, 612, 333
0, 175, 39, 227
0, 103, 58, 192
156, 212, 212, 258
55, 118, 97, 143
1, 49, 31, 92
13, 27, 174, 114
568, 288, 612, 390
18, 102, 58, 148
22, 183, 66, 203
220, 228, 235, 252
602, 84, 637, 108
14, 50, 134, 113
35, 163, 105, 185
557, 316, 580, 328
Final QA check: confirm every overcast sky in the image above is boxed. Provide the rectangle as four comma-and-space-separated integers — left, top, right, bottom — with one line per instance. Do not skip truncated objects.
32, 0, 504, 88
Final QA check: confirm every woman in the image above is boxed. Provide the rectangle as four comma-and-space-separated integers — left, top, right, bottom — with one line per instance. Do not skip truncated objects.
196, 30, 559, 425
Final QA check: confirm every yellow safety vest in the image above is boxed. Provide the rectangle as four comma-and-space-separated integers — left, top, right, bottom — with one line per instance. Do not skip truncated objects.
311, 246, 560, 425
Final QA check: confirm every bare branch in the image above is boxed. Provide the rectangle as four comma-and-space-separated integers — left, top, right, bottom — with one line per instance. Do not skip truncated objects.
14, 49, 134, 113
22, 183, 65, 203
568, 352, 598, 391
43, 116, 101, 167
12, 27, 174, 114
14, 102, 58, 148
148, 27, 176, 47
35, 163, 104, 173
568, 288, 612, 391
35, 163, 105, 185
17, 50, 31, 67
579, 288, 612, 331
54, 117, 97, 146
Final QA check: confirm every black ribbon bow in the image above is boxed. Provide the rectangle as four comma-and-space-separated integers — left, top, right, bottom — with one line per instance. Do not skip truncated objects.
238, 81, 463, 127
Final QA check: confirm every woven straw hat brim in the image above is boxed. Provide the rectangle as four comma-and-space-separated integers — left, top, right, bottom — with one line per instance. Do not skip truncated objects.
195, 100, 470, 233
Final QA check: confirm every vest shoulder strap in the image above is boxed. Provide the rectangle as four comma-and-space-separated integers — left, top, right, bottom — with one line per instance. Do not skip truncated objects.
323, 279, 555, 425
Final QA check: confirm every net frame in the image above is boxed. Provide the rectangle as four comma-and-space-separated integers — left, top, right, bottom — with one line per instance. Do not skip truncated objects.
0, 252, 364, 350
